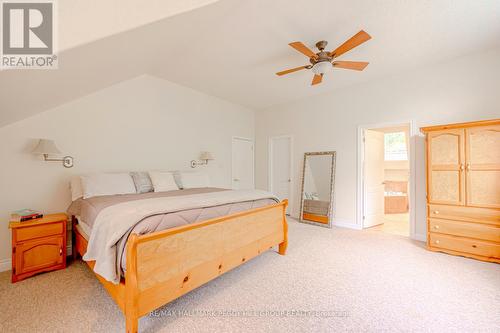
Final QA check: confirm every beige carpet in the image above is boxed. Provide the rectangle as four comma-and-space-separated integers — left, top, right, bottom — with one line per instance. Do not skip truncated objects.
1, 219, 499, 332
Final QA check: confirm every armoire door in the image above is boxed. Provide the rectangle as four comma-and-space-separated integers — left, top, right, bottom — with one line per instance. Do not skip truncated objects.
465, 124, 500, 208
427, 129, 465, 205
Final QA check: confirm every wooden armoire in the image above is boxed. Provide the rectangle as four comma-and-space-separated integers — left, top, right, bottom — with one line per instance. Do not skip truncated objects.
421, 119, 500, 263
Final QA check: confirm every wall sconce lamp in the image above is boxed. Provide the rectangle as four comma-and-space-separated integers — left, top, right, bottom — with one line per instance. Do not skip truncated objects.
191, 151, 215, 168
32, 139, 74, 168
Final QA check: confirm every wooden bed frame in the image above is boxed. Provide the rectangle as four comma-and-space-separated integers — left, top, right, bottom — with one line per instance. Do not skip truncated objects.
72, 200, 288, 333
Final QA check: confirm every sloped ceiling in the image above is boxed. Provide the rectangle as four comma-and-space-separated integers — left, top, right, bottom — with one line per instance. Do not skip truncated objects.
60, 0, 220, 51
1, 0, 500, 127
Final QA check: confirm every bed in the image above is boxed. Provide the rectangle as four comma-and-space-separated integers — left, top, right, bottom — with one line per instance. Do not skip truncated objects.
70, 187, 288, 333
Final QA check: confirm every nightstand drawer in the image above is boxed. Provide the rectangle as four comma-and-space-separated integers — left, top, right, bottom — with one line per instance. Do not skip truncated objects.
16, 222, 63, 242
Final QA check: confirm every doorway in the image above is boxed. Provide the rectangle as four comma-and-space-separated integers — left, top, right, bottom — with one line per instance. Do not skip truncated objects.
232, 137, 255, 190
269, 135, 293, 214
358, 122, 415, 237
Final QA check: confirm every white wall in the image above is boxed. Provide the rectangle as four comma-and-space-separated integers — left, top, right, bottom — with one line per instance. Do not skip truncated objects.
256, 48, 500, 239
0, 75, 255, 267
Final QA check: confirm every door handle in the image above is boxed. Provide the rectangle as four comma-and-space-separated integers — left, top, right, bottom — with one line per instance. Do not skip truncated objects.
59, 247, 63, 256
459, 164, 464, 171
466, 163, 471, 171
233, 179, 239, 181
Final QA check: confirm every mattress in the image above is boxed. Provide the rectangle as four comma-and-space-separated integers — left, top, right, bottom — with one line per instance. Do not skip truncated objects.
75, 216, 91, 239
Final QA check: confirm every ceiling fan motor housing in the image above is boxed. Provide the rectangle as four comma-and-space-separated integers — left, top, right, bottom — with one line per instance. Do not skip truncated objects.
310, 51, 333, 65
310, 40, 333, 65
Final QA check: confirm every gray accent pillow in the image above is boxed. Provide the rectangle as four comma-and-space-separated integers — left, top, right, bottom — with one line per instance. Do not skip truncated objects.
130, 172, 154, 193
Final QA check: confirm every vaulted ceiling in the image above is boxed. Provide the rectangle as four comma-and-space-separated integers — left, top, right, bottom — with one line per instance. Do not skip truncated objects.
57, 0, 220, 51
1, 0, 500, 127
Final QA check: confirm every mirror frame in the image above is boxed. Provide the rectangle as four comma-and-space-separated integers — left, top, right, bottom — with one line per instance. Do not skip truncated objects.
299, 151, 337, 228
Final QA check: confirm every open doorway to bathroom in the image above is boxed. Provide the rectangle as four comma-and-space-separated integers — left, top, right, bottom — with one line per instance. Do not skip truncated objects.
358, 123, 413, 237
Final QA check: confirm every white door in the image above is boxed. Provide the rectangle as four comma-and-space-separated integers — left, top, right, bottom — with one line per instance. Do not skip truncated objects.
363, 129, 385, 228
232, 138, 254, 189
270, 136, 292, 214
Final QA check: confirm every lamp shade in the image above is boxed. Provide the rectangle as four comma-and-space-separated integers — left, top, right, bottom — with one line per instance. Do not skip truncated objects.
312, 61, 332, 75
32, 139, 61, 155
200, 151, 215, 160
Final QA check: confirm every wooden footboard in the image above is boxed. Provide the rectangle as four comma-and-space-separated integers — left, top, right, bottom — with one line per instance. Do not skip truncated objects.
73, 199, 288, 333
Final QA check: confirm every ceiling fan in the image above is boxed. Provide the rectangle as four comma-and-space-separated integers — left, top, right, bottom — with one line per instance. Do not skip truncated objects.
276, 30, 371, 86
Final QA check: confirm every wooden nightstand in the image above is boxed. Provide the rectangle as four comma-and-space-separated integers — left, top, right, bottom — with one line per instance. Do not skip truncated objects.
9, 213, 67, 283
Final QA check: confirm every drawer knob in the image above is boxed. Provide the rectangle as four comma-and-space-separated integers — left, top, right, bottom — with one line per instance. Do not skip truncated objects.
433, 210, 439, 215
435, 240, 440, 244
434, 225, 439, 229
472, 244, 477, 248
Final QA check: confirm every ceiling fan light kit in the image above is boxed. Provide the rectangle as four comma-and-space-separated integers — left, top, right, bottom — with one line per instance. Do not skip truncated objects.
276, 30, 371, 86
311, 61, 332, 75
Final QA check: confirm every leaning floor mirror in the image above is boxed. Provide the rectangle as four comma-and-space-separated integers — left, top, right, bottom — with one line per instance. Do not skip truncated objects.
300, 151, 336, 228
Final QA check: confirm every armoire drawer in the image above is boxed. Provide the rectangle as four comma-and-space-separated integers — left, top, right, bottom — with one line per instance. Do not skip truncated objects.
429, 218, 500, 243
429, 233, 500, 259
428, 204, 500, 226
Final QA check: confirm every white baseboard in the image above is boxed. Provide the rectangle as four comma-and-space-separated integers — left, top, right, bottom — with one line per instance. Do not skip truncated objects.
0, 258, 11, 272
332, 219, 363, 230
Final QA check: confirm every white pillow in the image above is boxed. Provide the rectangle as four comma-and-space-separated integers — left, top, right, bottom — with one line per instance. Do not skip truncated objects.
178, 172, 210, 189
70, 176, 84, 201
148, 171, 179, 192
81, 173, 136, 199
172, 171, 183, 189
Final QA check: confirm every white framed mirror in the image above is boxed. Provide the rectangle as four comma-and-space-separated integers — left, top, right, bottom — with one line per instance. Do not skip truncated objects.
299, 151, 336, 228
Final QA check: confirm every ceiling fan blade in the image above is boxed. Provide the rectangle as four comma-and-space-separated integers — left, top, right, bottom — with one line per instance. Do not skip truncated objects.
332, 61, 369, 71
276, 65, 309, 76
329, 30, 371, 58
289, 42, 318, 59
311, 74, 323, 85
